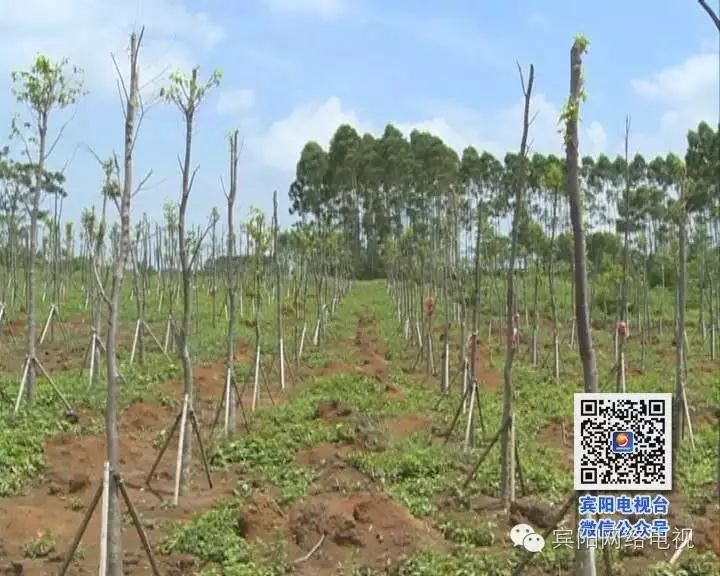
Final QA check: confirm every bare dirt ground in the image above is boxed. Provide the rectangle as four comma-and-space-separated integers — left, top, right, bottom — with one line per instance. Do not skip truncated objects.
0, 307, 445, 575
0, 300, 718, 575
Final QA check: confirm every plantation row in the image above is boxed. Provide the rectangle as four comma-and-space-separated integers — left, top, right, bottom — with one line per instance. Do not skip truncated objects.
0, 23, 716, 576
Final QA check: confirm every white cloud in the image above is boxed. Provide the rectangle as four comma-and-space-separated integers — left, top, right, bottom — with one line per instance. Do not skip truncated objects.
0, 0, 224, 98
261, 0, 349, 19
217, 88, 256, 115
257, 96, 370, 172
632, 53, 717, 106
258, 92, 610, 175
400, 93, 566, 158
585, 121, 607, 157
629, 51, 719, 155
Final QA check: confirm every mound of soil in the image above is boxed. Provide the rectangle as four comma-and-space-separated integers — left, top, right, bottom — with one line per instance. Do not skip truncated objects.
384, 414, 432, 438
313, 399, 352, 421
288, 491, 445, 571
122, 400, 172, 431
384, 384, 403, 398
296, 442, 370, 495
238, 489, 286, 541
510, 499, 557, 530
296, 442, 348, 467
353, 316, 389, 380
194, 362, 225, 396
319, 360, 355, 377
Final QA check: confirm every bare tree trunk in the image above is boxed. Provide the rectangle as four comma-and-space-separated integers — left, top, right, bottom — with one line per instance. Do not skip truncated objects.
565, 37, 597, 576
131, 228, 144, 365
225, 130, 239, 434
441, 256, 450, 394
177, 71, 197, 494
273, 190, 286, 391
500, 62, 534, 508
621, 117, 631, 333
549, 186, 560, 382
672, 179, 688, 480
531, 258, 539, 366
25, 114, 48, 403
211, 215, 217, 328
104, 30, 142, 576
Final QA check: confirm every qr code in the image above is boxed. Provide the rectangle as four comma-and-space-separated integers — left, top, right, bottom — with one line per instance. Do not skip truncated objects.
574, 393, 672, 491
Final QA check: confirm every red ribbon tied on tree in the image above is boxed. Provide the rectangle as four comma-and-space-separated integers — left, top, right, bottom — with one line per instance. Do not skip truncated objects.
425, 297, 435, 316
617, 321, 627, 336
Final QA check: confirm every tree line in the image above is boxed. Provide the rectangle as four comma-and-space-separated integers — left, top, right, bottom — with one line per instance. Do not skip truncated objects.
289, 121, 719, 287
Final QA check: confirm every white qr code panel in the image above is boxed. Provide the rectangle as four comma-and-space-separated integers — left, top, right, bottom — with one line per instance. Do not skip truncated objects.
574, 393, 672, 491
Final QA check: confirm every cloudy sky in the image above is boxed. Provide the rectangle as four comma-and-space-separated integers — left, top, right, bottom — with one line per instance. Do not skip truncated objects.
0, 0, 717, 228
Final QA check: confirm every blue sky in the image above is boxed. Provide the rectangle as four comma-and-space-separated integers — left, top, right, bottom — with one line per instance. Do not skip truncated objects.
0, 0, 717, 230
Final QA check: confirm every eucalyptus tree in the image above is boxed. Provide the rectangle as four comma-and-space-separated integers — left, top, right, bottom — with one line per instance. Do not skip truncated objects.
161, 65, 221, 493
592, 154, 618, 232
459, 146, 483, 406
668, 153, 690, 476
10, 55, 85, 404
130, 217, 146, 364
47, 185, 67, 341
686, 122, 720, 359
161, 201, 179, 339
222, 129, 240, 434
87, 157, 114, 385
542, 155, 565, 380
247, 207, 270, 411
290, 141, 332, 344
272, 190, 287, 391
499, 62, 534, 509
209, 205, 220, 327
357, 132, 384, 276
290, 141, 330, 223
378, 124, 412, 237
327, 124, 362, 267
288, 222, 311, 363
0, 154, 27, 306
564, 35, 598, 576
95, 29, 144, 575
457, 145, 499, 443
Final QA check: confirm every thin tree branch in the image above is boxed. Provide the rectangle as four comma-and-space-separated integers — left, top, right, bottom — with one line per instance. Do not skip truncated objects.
111, 53, 130, 112
133, 170, 153, 197
83, 142, 106, 168
45, 109, 78, 161
220, 175, 228, 200
130, 96, 162, 156
292, 534, 325, 565
140, 65, 170, 92
59, 143, 81, 175
188, 165, 200, 194
190, 216, 217, 269
93, 259, 111, 306
528, 110, 540, 128
697, 0, 720, 29
14, 128, 34, 165
516, 60, 528, 97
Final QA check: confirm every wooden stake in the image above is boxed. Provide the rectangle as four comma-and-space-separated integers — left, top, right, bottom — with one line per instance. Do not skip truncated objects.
174, 394, 189, 505
98, 462, 110, 576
